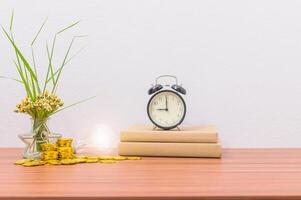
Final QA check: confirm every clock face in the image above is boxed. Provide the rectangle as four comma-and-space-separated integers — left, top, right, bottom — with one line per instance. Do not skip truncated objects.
147, 90, 186, 130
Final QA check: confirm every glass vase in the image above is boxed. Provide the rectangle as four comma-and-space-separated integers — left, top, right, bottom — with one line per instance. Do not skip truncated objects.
18, 118, 62, 159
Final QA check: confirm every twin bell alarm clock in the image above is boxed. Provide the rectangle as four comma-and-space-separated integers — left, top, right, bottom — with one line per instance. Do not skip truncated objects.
147, 75, 187, 130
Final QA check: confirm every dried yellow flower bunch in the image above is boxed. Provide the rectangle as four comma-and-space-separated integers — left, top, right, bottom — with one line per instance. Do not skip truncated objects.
15, 90, 64, 117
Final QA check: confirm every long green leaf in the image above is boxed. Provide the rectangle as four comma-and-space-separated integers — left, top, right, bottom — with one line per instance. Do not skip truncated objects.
52, 37, 75, 93
31, 18, 47, 46
8, 24, 23, 76
43, 35, 57, 93
2, 27, 39, 86
22, 62, 30, 89
13, 60, 33, 99
2, 27, 39, 99
50, 96, 96, 116
45, 46, 85, 84
8, 11, 25, 81
9, 10, 14, 31
31, 47, 37, 76
57, 21, 80, 35
30, 69, 37, 99
46, 43, 56, 85
65, 45, 86, 65
46, 65, 62, 84
30, 47, 41, 93
0, 76, 23, 84
30, 18, 47, 93
44, 21, 80, 93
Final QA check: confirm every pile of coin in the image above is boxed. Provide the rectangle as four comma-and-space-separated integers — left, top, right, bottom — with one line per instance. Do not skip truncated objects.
57, 138, 74, 159
41, 143, 59, 161
14, 155, 141, 167
41, 151, 59, 160
40, 139, 73, 161
14, 137, 141, 167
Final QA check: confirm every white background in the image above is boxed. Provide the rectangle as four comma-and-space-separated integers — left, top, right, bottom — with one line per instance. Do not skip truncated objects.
0, 0, 301, 148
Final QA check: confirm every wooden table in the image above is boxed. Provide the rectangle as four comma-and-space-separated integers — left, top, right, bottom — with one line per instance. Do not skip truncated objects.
1, 148, 301, 199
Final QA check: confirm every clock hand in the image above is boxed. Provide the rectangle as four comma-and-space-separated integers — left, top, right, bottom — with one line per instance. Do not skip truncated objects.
165, 95, 168, 111
157, 108, 167, 111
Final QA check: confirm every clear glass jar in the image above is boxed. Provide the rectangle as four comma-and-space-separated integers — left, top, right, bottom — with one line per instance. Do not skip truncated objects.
18, 118, 62, 159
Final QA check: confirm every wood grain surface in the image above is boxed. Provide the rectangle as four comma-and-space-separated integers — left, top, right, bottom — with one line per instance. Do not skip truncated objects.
1, 148, 301, 200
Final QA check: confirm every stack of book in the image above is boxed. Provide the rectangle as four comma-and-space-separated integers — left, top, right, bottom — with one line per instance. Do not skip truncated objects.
118, 125, 222, 158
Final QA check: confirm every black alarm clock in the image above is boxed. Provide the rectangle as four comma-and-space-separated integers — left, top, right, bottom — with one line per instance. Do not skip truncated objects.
147, 75, 187, 130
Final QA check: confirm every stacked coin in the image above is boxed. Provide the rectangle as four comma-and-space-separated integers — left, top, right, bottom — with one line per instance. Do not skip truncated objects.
42, 151, 59, 161
41, 143, 58, 151
57, 138, 74, 159
58, 147, 74, 159
57, 138, 72, 147
41, 143, 59, 161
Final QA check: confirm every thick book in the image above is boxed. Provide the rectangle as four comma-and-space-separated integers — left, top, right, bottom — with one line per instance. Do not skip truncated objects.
120, 125, 218, 143
118, 141, 222, 158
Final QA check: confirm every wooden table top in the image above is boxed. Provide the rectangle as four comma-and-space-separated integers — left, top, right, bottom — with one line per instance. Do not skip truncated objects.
1, 148, 301, 200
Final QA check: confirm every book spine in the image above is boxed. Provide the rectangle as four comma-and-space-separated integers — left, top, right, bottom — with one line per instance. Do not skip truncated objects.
120, 131, 218, 143
118, 142, 222, 158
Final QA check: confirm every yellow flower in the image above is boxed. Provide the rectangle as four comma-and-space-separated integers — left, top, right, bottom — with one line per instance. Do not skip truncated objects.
15, 92, 64, 116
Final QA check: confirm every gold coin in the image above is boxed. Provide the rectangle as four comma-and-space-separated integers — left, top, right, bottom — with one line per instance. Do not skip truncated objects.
57, 138, 73, 147
73, 158, 86, 163
99, 160, 116, 164
69, 159, 77, 164
126, 156, 141, 160
60, 159, 71, 165
59, 156, 74, 160
22, 160, 45, 167
14, 159, 31, 165
43, 155, 58, 158
98, 156, 115, 160
112, 156, 127, 161
60, 159, 76, 165
58, 147, 74, 159
86, 158, 98, 163
42, 151, 59, 160
39, 160, 47, 165
60, 160, 70, 165
75, 156, 88, 159
32, 160, 46, 165
47, 160, 61, 165
42, 157, 58, 161
43, 153, 57, 156
68, 159, 75, 163
58, 147, 73, 151
22, 162, 35, 167
58, 153, 73, 156
41, 143, 57, 151
86, 156, 99, 160
58, 153, 73, 155
43, 150, 58, 153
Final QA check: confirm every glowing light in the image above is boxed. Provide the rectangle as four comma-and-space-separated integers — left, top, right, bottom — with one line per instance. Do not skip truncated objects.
90, 124, 117, 149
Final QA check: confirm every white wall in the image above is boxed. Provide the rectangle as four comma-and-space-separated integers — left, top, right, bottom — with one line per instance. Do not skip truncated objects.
1, 0, 301, 148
